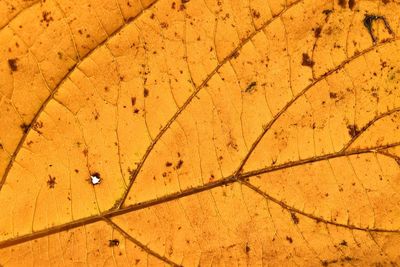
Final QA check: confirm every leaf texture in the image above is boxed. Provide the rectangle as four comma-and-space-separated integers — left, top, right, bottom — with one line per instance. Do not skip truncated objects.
0, 0, 400, 266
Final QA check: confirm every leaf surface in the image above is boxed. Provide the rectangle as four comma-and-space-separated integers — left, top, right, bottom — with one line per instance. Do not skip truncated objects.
0, 0, 400, 266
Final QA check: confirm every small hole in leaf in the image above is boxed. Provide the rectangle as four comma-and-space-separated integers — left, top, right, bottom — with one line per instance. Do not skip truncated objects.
90, 172, 101, 185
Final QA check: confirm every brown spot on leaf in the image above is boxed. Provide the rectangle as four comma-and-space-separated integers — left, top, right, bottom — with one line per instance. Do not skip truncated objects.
41, 11, 53, 26
290, 212, 300, 224
176, 159, 184, 169
8, 58, 18, 71
93, 110, 100, 120
302, 53, 315, 67
108, 239, 119, 247
251, 9, 260, 19
245, 81, 257, 93
314, 26, 322, 38
47, 175, 56, 189
20, 123, 30, 133
32, 121, 44, 134
347, 124, 360, 138
348, 0, 355, 9
363, 14, 393, 43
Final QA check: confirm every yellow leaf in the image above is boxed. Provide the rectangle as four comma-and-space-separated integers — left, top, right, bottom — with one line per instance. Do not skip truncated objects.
0, 0, 399, 266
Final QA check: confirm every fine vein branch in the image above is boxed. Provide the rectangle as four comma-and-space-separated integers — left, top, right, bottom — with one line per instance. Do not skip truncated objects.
232, 37, 398, 178
115, 0, 303, 208
0, 142, 398, 249
0, 0, 162, 191
104, 218, 182, 266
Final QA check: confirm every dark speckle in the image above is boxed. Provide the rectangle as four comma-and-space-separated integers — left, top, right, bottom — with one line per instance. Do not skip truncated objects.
302, 53, 315, 67
329, 92, 337, 99
245, 81, 257, 93
286, 236, 293, 243
348, 0, 355, 9
144, 88, 149, 97
93, 110, 99, 120
131, 97, 136, 106
176, 159, 184, 169
245, 244, 250, 253
40, 11, 53, 26
252, 9, 260, 19
108, 239, 119, 247
290, 212, 300, 224
339, 240, 348, 246
321, 257, 352, 266
8, 58, 18, 71
338, 0, 346, 8
20, 123, 30, 133
363, 14, 393, 43
160, 22, 168, 29
165, 162, 173, 167
47, 175, 56, 189
347, 124, 360, 138
314, 26, 322, 38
